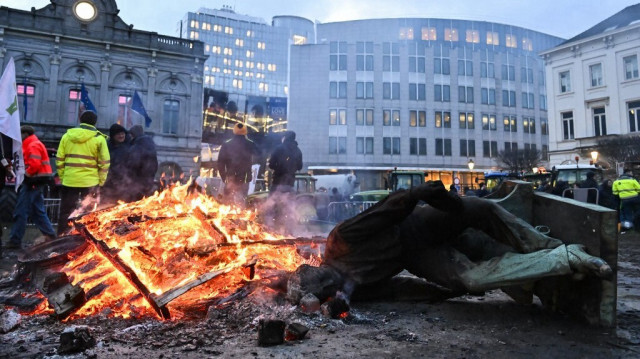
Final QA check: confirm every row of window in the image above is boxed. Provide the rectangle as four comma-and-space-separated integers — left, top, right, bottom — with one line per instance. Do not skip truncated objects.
330, 81, 546, 108
560, 101, 640, 140
16, 85, 179, 135
389, 27, 532, 50
330, 108, 548, 134
559, 55, 639, 94
329, 135, 545, 157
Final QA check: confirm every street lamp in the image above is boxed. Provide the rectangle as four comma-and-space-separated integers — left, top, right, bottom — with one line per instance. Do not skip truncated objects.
591, 151, 599, 164
467, 159, 475, 171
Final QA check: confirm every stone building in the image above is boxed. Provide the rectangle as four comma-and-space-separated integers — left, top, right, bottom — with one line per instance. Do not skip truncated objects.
0, 0, 207, 176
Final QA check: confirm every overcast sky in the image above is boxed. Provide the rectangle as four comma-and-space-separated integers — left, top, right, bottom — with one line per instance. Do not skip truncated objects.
2, 0, 638, 39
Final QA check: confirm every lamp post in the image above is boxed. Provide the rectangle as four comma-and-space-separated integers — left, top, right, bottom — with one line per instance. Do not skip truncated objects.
591, 151, 599, 165
467, 159, 474, 171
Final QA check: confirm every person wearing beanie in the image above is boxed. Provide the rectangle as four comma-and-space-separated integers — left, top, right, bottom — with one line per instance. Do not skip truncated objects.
7, 126, 56, 249
102, 123, 131, 204
217, 123, 259, 205
56, 110, 110, 235
268, 130, 303, 193
127, 124, 158, 201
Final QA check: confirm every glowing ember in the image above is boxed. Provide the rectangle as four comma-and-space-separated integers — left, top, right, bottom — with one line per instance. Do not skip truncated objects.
33, 181, 321, 319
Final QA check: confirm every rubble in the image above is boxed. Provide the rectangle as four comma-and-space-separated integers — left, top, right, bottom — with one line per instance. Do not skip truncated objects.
299, 293, 321, 313
0, 308, 21, 333
58, 325, 96, 354
257, 319, 285, 346
285, 322, 310, 341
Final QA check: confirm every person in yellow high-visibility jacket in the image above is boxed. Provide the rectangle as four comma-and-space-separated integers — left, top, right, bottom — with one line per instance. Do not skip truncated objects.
612, 170, 640, 230
55, 111, 110, 235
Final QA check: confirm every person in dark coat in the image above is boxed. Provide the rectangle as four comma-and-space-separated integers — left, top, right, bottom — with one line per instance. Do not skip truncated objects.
217, 123, 259, 205
598, 179, 618, 210
475, 183, 489, 197
579, 171, 599, 204
127, 125, 158, 201
268, 131, 303, 193
102, 124, 131, 204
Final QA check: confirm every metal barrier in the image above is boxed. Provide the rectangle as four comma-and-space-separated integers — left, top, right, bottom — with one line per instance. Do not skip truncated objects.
562, 188, 599, 205
327, 201, 377, 223
27, 198, 61, 225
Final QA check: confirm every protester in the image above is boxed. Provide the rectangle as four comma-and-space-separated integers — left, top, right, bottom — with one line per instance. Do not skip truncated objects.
268, 131, 303, 193
217, 123, 259, 205
56, 111, 110, 235
101, 123, 131, 204
612, 170, 640, 231
475, 183, 489, 197
598, 179, 618, 211
579, 171, 599, 204
6, 126, 56, 248
127, 125, 158, 201
302, 181, 612, 304
449, 184, 458, 195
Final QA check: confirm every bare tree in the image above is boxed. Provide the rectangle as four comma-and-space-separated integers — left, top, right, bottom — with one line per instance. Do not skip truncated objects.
596, 135, 640, 165
496, 149, 542, 174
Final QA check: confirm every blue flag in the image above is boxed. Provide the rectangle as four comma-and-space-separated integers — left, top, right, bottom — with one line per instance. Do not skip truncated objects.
131, 90, 152, 128
80, 83, 96, 112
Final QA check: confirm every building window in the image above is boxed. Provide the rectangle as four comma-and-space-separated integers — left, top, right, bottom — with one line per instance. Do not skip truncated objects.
523, 117, 536, 134
481, 88, 496, 105
562, 111, 574, 140
329, 136, 347, 154
486, 31, 499, 45
383, 137, 401, 155
505, 34, 517, 48
399, 27, 414, 40
434, 45, 450, 75
67, 89, 81, 124
593, 107, 607, 136
356, 109, 374, 126
356, 41, 374, 71
502, 90, 516, 107
409, 83, 426, 101
522, 37, 533, 51
590, 63, 603, 87
465, 30, 479, 43
458, 86, 474, 103
458, 59, 473, 76
435, 111, 451, 128
444, 28, 458, 42
163, 99, 179, 134
383, 42, 400, 72
116, 94, 132, 127
483, 140, 498, 158
383, 82, 400, 100
503, 116, 517, 132
434, 84, 450, 102
17, 84, 35, 121
521, 67, 534, 83
409, 110, 427, 127
481, 62, 495, 78
382, 109, 400, 126
409, 45, 426, 73
330, 81, 347, 98
224, 26, 233, 34
628, 100, 640, 132
330, 41, 347, 71
421, 27, 436, 41
356, 82, 374, 99
235, 38, 244, 47
623, 55, 639, 80
504, 142, 518, 153
521, 92, 534, 109
459, 112, 474, 129
410, 137, 427, 155
356, 137, 374, 154
329, 109, 347, 125
540, 95, 547, 110
559, 71, 571, 93
460, 139, 476, 157
502, 65, 515, 81
435, 138, 452, 156
541, 118, 548, 135
482, 114, 496, 131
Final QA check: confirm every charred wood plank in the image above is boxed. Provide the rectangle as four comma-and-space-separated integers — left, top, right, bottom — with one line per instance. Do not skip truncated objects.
192, 207, 229, 244
47, 283, 86, 319
74, 224, 171, 319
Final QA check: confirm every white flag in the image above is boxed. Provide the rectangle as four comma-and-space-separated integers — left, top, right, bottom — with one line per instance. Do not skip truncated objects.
0, 58, 24, 191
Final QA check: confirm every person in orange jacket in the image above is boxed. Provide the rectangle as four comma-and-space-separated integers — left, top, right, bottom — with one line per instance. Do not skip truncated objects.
7, 126, 56, 249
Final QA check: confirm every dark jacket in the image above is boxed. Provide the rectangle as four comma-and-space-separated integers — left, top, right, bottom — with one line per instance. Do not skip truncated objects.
102, 134, 131, 201
128, 134, 158, 198
598, 181, 618, 210
579, 177, 599, 204
217, 135, 259, 184
269, 138, 303, 188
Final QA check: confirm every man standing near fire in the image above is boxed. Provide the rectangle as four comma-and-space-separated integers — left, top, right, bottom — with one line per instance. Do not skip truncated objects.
56, 110, 110, 235
217, 123, 259, 206
7, 126, 56, 248
266, 131, 303, 232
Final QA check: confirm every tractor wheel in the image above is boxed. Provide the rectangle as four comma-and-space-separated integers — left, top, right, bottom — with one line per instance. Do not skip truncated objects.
0, 187, 17, 222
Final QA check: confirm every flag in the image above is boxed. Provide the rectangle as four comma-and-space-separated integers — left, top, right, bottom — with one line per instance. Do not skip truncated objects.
131, 90, 153, 128
80, 82, 96, 112
0, 58, 24, 191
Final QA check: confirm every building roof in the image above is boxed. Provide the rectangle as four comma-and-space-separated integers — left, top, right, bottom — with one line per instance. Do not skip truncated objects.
561, 3, 640, 45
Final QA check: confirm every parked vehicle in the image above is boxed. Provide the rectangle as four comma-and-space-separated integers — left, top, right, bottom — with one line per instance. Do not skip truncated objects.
550, 164, 603, 188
